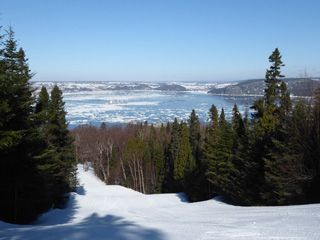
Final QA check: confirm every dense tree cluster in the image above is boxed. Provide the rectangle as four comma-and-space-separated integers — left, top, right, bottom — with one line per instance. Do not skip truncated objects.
72, 48, 320, 206
71, 117, 205, 196
0, 27, 76, 224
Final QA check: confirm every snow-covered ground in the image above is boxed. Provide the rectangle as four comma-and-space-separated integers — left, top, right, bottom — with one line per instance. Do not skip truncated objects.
1, 166, 320, 240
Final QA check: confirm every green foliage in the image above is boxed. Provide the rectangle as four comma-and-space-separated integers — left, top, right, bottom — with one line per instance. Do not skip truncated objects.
45, 85, 77, 205
203, 106, 236, 199
174, 122, 195, 191
152, 140, 165, 193
188, 109, 201, 163
0, 26, 45, 224
124, 136, 146, 192
163, 118, 181, 192
264, 48, 285, 106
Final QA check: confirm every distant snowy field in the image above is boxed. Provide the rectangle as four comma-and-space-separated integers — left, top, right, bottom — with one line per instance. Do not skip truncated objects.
1, 166, 320, 240
31, 81, 256, 128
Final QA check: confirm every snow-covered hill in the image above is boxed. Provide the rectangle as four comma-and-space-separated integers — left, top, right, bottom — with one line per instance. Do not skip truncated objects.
31, 81, 237, 94
1, 166, 320, 239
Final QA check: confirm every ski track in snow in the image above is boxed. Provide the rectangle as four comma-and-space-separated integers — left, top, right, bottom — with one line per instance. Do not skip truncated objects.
1, 166, 320, 240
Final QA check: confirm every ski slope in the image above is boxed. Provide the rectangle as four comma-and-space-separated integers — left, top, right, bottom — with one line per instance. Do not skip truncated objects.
1, 166, 320, 240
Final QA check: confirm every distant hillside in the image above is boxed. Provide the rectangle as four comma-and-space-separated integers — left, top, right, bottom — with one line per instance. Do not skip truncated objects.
32, 81, 196, 93
155, 84, 187, 91
112, 83, 152, 91
208, 78, 320, 96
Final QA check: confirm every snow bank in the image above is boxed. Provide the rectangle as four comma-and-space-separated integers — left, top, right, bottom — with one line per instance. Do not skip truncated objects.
1, 165, 320, 239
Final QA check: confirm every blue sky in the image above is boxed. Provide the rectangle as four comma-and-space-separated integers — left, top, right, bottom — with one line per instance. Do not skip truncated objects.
1, 0, 320, 82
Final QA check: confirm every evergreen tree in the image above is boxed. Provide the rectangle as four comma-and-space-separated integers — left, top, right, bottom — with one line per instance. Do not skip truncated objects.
166, 121, 171, 134
0, 27, 49, 223
46, 85, 77, 206
100, 122, 107, 131
153, 139, 165, 193
36, 86, 49, 113
159, 123, 168, 148
163, 118, 181, 192
250, 48, 293, 205
144, 124, 164, 193
264, 47, 285, 107
230, 104, 251, 204
202, 105, 220, 196
203, 105, 219, 165
279, 81, 292, 117
188, 109, 201, 164
35, 86, 50, 128
174, 122, 195, 191
231, 104, 245, 149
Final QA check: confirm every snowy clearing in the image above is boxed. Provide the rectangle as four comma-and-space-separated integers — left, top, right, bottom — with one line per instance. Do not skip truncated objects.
1, 166, 320, 240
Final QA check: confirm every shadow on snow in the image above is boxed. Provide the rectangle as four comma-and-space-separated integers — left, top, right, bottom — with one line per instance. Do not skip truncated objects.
1, 213, 165, 240
34, 184, 87, 225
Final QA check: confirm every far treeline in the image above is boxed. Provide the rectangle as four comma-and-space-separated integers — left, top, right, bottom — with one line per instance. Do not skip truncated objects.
1, 25, 320, 225
0, 27, 77, 224
72, 48, 320, 206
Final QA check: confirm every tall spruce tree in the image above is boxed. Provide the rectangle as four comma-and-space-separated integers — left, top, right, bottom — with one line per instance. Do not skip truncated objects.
174, 122, 195, 191
203, 104, 219, 166
203, 105, 220, 196
35, 86, 50, 127
0, 27, 49, 223
264, 48, 285, 107
231, 104, 245, 150
188, 109, 201, 164
230, 104, 250, 203
250, 48, 294, 205
163, 118, 181, 192
46, 85, 77, 206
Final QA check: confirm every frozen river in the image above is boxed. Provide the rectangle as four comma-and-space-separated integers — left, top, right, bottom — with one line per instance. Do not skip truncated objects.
63, 90, 258, 128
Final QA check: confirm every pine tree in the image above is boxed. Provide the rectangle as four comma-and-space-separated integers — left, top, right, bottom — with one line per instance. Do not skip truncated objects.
174, 122, 195, 191
279, 81, 292, 117
36, 86, 49, 113
144, 124, 164, 193
166, 121, 171, 134
203, 105, 220, 196
230, 104, 252, 204
264, 48, 285, 107
203, 104, 219, 165
35, 86, 50, 128
250, 48, 294, 205
153, 139, 165, 193
100, 122, 107, 131
163, 118, 181, 192
46, 85, 77, 206
188, 109, 201, 164
0, 27, 49, 223
231, 104, 245, 149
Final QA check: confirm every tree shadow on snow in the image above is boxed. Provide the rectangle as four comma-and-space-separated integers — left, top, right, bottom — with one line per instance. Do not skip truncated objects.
33, 190, 82, 225
3, 213, 166, 240
76, 185, 86, 195
35, 184, 87, 225
176, 192, 189, 203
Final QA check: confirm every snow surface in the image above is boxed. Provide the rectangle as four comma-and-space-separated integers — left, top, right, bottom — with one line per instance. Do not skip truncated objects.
1, 166, 320, 240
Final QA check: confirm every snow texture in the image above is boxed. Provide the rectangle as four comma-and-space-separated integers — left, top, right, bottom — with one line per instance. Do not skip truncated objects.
1, 165, 320, 239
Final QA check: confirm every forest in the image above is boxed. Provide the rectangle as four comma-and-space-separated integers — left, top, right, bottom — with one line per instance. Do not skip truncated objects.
72, 48, 320, 206
1, 25, 320, 225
